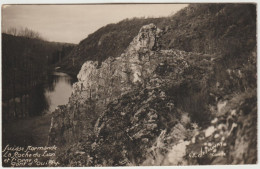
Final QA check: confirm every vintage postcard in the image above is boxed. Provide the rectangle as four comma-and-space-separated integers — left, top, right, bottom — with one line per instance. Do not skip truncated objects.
1, 1, 258, 167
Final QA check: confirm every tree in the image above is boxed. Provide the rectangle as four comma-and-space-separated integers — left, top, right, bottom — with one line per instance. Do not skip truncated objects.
5, 27, 18, 36
3, 27, 44, 40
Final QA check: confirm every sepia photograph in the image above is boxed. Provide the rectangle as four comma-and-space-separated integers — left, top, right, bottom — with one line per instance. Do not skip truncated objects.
1, 1, 258, 167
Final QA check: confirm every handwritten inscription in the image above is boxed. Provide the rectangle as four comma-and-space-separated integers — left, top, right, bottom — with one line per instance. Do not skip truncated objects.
189, 142, 226, 158
2, 144, 60, 167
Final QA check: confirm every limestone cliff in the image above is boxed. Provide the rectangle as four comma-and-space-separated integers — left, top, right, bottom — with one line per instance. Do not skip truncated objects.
48, 23, 257, 166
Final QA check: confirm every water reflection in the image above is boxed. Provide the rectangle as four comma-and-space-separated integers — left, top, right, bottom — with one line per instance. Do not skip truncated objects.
28, 83, 49, 116
44, 72, 76, 113
2, 72, 76, 119
2, 72, 76, 149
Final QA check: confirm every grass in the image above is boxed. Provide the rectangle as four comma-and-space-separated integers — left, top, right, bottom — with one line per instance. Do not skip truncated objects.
2, 113, 55, 167
2, 113, 52, 147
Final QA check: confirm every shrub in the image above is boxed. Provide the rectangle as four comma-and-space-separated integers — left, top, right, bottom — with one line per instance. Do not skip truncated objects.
167, 79, 212, 127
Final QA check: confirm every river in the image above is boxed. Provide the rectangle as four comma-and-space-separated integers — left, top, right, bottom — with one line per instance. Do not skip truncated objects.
44, 72, 75, 113
2, 71, 76, 147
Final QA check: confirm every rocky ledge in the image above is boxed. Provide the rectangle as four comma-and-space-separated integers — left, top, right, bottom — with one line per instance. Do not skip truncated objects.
48, 23, 257, 166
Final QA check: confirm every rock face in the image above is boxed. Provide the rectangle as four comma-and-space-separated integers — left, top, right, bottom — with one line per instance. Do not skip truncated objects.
48, 23, 257, 166
70, 24, 160, 109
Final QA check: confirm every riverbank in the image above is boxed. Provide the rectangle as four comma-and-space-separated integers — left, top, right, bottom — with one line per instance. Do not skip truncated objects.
2, 71, 76, 148
53, 66, 78, 80
2, 113, 52, 147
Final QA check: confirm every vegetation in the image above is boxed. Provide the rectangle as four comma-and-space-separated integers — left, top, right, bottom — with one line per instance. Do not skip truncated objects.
58, 17, 162, 74
56, 4, 256, 129
49, 4, 256, 166
58, 4, 256, 76
2, 33, 75, 119
2, 3, 257, 166
159, 4, 256, 55
3, 27, 45, 40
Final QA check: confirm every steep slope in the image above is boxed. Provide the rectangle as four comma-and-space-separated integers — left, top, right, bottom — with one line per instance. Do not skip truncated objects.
58, 4, 255, 76
2, 34, 75, 120
48, 24, 256, 166
48, 3, 256, 166
58, 18, 162, 75
2, 33, 75, 101
159, 4, 256, 55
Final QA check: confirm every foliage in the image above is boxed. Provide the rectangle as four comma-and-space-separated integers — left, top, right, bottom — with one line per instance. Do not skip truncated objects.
2, 33, 75, 118
48, 4, 257, 166
58, 4, 256, 76
58, 17, 162, 74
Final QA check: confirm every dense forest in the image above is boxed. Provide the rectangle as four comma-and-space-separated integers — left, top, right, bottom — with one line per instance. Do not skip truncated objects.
2, 33, 75, 119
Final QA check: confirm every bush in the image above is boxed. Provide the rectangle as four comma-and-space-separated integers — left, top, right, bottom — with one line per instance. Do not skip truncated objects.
167, 79, 212, 127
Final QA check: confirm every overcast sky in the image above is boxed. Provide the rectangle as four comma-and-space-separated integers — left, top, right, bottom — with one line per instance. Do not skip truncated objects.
2, 4, 188, 43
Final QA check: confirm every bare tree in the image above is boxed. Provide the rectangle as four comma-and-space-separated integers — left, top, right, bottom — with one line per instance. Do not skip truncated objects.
3, 27, 44, 40
4, 27, 18, 36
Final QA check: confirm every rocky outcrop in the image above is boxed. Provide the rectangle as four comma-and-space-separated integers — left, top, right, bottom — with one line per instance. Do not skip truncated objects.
140, 88, 257, 166
48, 23, 257, 166
48, 23, 165, 146
49, 23, 213, 146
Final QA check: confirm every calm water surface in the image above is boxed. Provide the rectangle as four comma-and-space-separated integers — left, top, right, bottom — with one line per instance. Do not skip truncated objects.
2, 71, 76, 147
44, 72, 75, 113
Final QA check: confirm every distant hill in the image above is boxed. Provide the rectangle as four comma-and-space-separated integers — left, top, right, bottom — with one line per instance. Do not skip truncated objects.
2, 33, 75, 100
58, 4, 256, 75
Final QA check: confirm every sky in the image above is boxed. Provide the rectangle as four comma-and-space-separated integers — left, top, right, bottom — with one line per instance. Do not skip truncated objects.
2, 4, 188, 44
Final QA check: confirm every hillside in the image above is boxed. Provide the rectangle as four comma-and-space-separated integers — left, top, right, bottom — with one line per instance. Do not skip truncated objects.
2, 33, 75, 100
58, 4, 255, 76
47, 3, 256, 166
159, 4, 256, 54
2, 33, 75, 119
57, 17, 162, 75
